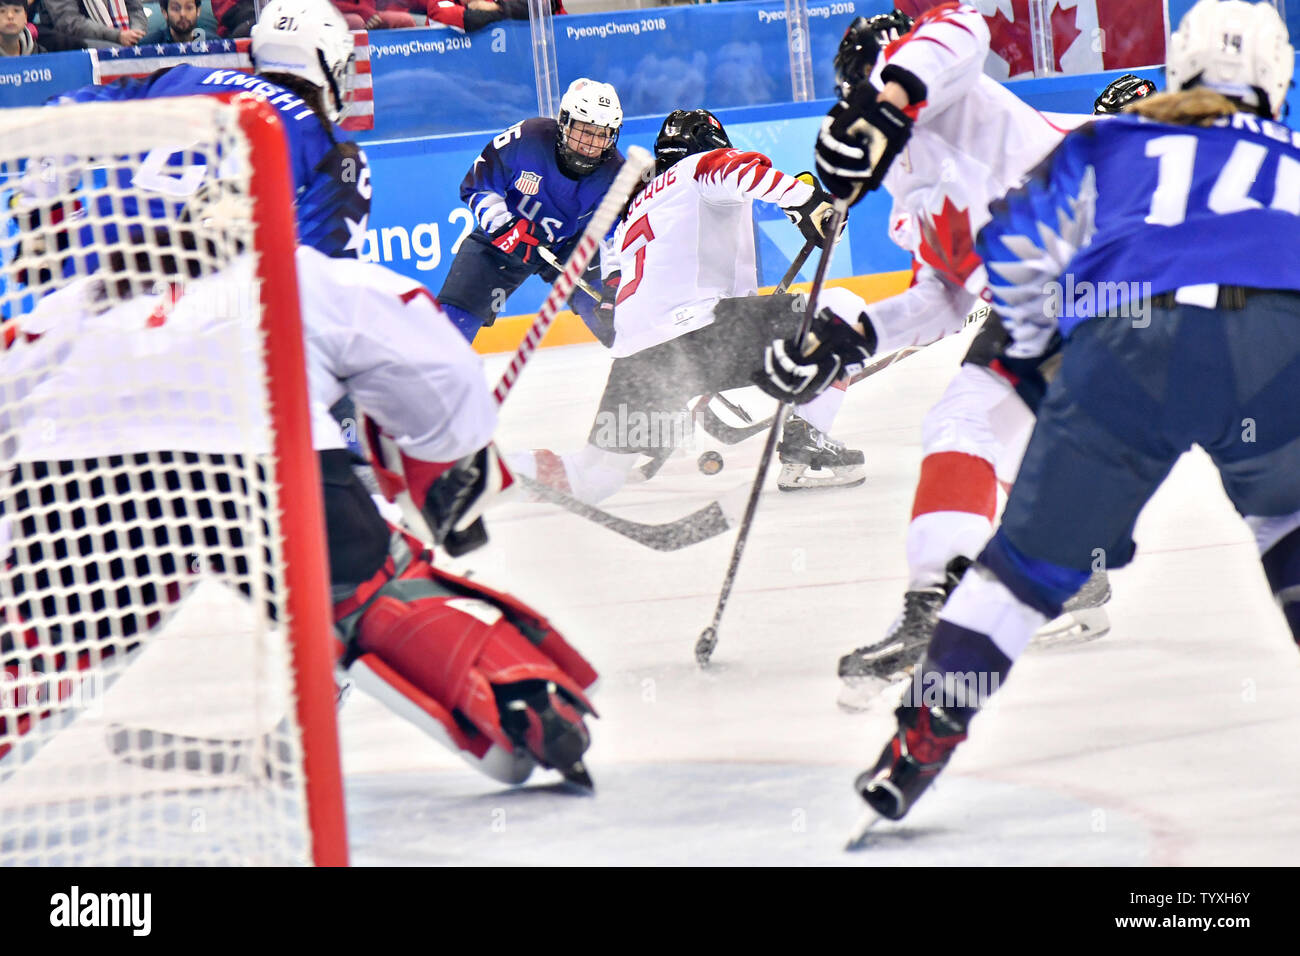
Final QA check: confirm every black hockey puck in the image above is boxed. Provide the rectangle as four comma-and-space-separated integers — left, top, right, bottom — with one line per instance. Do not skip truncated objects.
697, 450, 724, 475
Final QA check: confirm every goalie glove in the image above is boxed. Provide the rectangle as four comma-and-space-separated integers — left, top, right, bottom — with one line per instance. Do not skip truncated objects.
815, 94, 913, 205
490, 218, 541, 264
782, 173, 846, 244
362, 416, 514, 557
755, 308, 878, 404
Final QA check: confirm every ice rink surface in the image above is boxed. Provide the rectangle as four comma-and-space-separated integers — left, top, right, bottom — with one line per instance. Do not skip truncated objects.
341, 327, 1300, 866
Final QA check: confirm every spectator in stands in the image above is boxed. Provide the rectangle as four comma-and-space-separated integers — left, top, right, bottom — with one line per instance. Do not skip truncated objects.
141, 0, 203, 42
0, 0, 45, 54
42, 0, 147, 48
332, 0, 413, 30
209, 0, 252, 36
429, 0, 563, 33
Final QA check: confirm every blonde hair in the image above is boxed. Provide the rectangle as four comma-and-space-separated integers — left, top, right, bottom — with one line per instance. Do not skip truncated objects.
1123, 88, 1250, 126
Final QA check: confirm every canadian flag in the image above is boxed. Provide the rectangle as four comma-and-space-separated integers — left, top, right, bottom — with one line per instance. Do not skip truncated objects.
898, 0, 1168, 79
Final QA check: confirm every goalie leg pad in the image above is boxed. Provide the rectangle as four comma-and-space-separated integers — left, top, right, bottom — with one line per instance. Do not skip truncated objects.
335, 528, 598, 782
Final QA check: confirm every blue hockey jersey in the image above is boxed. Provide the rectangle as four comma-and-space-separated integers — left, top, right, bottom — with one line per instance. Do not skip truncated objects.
50, 64, 370, 259
977, 111, 1300, 354
462, 117, 624, 247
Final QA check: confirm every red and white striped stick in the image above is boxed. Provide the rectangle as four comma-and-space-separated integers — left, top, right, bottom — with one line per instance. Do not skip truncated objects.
492, 145, 654, 407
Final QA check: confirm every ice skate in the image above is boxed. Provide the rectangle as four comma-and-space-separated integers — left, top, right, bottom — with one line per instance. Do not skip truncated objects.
1032, 568, 1112, 649
496, 679, 596, 792
837, 558, 971, 711
776, 416, 865, 491
847, 704, 968, 846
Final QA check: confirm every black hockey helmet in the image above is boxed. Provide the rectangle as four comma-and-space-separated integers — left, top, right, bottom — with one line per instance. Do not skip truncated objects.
1093, 73, 1158, 114
654, 109, 731, 174
834, 10, 914, 100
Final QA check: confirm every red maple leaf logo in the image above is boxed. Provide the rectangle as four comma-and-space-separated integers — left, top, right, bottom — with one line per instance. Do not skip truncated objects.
983, 0, 1033, 77
916, 196, 981, 287
1050, 2, 1082, 72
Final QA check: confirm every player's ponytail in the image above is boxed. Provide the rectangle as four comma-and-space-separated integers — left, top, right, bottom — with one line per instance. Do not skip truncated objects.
1125, 88, 1250, 126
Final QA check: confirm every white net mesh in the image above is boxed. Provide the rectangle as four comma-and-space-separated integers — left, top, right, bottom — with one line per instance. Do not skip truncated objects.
0, 98, 318, 866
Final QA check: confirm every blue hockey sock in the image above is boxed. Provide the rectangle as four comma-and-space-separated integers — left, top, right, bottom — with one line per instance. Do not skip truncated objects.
442, 302, 485, 343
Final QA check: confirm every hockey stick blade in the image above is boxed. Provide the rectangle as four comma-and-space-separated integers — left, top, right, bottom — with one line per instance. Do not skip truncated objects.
695, 403, 775, 445
518, 474, 731, 551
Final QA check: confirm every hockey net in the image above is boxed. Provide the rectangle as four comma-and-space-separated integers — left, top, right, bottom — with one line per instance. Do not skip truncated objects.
0, 95, 347, 866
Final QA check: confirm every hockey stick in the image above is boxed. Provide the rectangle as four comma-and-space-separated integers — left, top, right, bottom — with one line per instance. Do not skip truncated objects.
694, 400, 774, 445
493, 146, 655, 406
844, 343, 923, 385
694, 202, 847, 666
518, 474, 731, 551
534, 245, 600, 301
775, 235, 818, 294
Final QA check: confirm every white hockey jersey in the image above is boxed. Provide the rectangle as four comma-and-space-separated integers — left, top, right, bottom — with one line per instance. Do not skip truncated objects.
851, 2, 1070, 354
1, 247, 495, 466
605, 149, 816, 358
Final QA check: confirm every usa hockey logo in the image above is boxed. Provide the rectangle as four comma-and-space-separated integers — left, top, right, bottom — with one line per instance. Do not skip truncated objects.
515, 171, 542, 196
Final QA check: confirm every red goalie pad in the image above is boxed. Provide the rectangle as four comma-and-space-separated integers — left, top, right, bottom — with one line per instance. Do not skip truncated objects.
336, 528, 597, 785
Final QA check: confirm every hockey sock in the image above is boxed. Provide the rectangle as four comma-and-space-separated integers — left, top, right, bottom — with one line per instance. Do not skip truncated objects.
795, 378, 847, 435
1260, 525, 1300, 642
506, 446, 639, 504
905, 450, 997, 589
915, 566, 1031, 723
440, 301, 484, 341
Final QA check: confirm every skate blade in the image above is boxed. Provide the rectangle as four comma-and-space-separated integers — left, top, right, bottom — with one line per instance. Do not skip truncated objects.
1031, 605, 1111, 650
560, 761, 595, 794
844, 808, 883, 850
777, 462, 867, 492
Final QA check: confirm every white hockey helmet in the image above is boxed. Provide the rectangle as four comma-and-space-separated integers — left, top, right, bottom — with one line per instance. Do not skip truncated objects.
250, 0, 354, 123
556, 78, 623, 175
1166, 0, 1294, 118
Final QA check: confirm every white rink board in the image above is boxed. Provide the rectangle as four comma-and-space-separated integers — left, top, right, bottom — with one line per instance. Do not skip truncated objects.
339, 330, 1300, 866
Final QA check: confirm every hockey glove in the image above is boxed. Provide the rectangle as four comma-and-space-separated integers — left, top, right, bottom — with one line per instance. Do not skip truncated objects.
590, 272, 620, 348
490, 218, 541, 264
362, 416, 514, 557
988, 334, 1063, 414
755, 308, 878, 404
815, 95, 913, 205
783, 173, 844, 244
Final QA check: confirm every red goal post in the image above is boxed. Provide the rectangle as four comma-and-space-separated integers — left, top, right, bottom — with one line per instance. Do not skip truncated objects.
0, 94, 347, 866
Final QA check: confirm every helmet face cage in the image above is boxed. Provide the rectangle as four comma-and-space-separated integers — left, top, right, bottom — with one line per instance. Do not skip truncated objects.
558, 113, 619, 174
1093, 74, 1157, 114
834, 11, 913, 99
320, 45, 355, 122
653, 109, 731, 174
